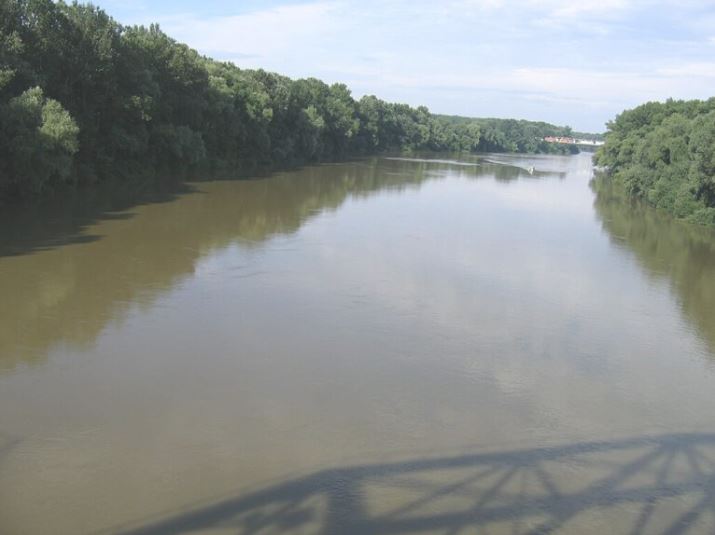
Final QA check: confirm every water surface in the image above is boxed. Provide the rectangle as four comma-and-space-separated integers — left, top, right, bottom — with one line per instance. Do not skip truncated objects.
1, 154, 715, 534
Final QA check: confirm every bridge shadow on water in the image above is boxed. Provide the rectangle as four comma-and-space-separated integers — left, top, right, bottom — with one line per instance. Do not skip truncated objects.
118, 433, 715, 535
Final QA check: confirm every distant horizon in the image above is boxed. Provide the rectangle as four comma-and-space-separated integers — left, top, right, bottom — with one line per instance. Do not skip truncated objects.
91, 0, 715, 132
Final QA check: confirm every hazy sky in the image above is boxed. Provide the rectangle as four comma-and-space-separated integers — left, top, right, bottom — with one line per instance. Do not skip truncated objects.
97, 0, 715, 132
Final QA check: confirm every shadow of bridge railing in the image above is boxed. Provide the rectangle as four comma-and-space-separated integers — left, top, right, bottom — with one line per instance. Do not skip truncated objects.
117, 433, 715, 535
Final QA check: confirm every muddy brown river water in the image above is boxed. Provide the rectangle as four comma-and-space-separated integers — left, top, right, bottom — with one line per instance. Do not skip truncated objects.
1, 153, 715, 534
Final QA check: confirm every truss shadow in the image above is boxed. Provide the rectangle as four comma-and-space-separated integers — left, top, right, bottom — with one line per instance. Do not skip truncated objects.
116, 433, 715, 535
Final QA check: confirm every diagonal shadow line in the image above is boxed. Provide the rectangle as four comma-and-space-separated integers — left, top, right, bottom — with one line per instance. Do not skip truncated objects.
114, 433, 715, 535
690, 445, 715, 471
524, 443, 671, 535
377, 474, 501, 497
380, 465, 504, 521
363, 479, 714, 534
661, 492, 713, 535
470, 465, 520, 513
683, 447, 705, 479
533, 462, 562, 501
371, 447, 711, 534
629, 448, 677, 535
324, 472, 368, 535
239, 492, 314, 534
510, 469, 529, 535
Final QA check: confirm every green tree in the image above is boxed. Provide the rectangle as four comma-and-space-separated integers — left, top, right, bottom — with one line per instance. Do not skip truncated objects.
1, 86, 78, 194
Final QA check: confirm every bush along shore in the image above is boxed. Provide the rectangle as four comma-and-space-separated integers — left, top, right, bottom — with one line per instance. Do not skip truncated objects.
0, 0, 588, 200
595, 98, 715, 227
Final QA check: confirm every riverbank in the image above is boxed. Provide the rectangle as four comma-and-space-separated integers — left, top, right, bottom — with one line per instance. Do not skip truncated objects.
1, 0, 587, 201
594, 98, 715, 227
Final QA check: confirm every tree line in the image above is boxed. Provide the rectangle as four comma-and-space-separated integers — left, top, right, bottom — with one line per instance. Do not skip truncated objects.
0, 0, 580, 199
595, 98, 715, 226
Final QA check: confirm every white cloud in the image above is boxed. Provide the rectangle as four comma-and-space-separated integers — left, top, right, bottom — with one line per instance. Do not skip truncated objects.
124, 0, 715, 130
442, 0, 506, 10
657, 62, 715, 77
158, 1, 344, 65
352, 65, 706, 109
532, 0, 630, 19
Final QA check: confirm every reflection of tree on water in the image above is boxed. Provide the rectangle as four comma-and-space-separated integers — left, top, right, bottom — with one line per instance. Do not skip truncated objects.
116, 433, 715, 534
592, 176, 715, 356
0, 156, 518, 371
0, 159, 405, 369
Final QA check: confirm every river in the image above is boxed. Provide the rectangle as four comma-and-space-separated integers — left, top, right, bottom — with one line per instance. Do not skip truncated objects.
1, 153, 714, 534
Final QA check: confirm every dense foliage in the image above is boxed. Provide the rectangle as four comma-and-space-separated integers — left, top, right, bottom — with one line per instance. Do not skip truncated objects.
433, 115, 580, 154
0, 0, 580, 198
595, 98, 715, 226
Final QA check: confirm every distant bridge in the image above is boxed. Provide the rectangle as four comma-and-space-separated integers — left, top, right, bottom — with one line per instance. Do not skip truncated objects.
544, 136, 604, 147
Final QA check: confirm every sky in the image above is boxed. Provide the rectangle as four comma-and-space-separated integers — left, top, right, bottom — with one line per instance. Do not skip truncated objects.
95, 0, 715, 132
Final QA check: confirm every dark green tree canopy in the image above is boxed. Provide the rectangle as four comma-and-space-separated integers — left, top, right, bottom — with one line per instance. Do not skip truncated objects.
595, 98, 715, 226
0, 0, 584, 199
